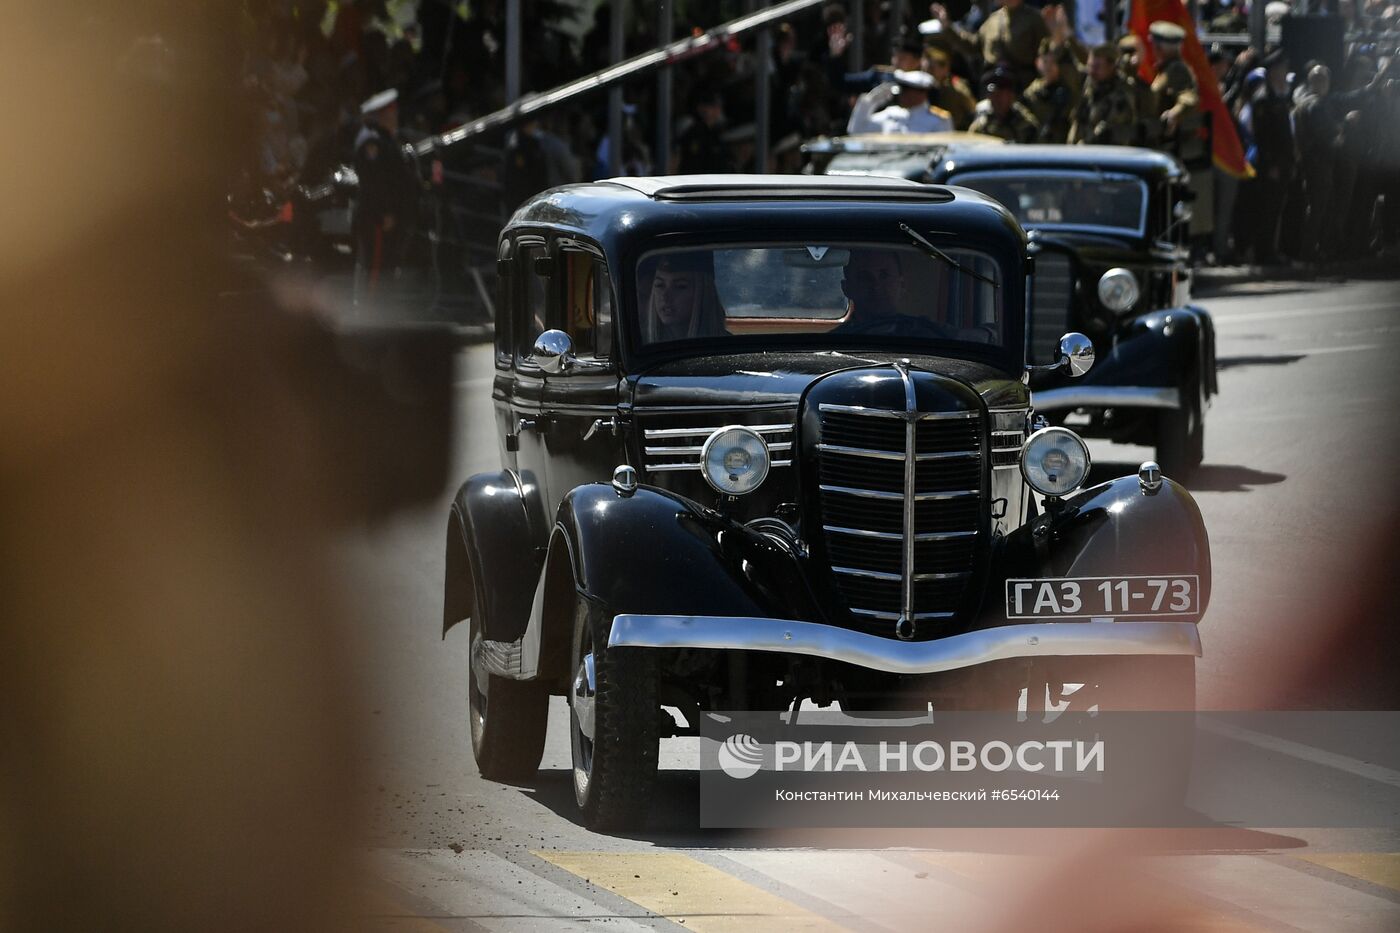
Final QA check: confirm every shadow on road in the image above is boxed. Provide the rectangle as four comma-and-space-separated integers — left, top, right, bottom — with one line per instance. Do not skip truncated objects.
1216, 354, 1306, 371
1185, 464, 1288, 493
522, 768, 1306, 853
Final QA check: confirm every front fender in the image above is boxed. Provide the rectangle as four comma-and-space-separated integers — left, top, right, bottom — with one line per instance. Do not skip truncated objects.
988, 473, 1211, 625
527, 483, 815, 683
1085, 306, 1210, 392
443, 469, 549, 641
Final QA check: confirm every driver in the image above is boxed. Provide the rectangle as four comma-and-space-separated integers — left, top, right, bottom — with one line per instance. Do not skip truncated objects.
834, 249, 956, 337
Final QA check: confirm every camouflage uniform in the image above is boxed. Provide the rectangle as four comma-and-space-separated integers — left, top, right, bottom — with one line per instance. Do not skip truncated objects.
1023, 75, 1077, 143
969, 102, 1042, 143
1068, 74, 1138, 146
1119, 61, 1162, 147
1152, 57, 1205, 160
976, 5, 1049, 88
931, 76, 977, 130
1050, 37, 1088, 97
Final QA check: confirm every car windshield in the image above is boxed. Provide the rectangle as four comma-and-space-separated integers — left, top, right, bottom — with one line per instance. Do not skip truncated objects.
633, 242, 1004, 351
952, 171, 1147, 236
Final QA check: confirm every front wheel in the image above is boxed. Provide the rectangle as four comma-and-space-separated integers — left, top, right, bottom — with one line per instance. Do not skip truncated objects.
467, 585, 549, 783
1156, 379, 1205, 479
570, 593, 660, 830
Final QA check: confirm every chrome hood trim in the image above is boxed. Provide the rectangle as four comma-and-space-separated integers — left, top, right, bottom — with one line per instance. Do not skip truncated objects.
609, 615, 1201, 675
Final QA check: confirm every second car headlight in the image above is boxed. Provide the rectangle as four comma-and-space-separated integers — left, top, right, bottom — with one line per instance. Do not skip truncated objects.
1097, 267, 1140, 312
700, 426, 770, 495
1021, 426, 1091, 497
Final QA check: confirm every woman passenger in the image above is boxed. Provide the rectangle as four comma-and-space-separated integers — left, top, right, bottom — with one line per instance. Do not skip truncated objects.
641, 252, 728, 343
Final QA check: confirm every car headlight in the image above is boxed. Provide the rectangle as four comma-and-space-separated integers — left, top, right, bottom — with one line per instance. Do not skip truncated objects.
700, 426, 770, 496
1021, 426, 1091, 497
1097, 267, 1140, 312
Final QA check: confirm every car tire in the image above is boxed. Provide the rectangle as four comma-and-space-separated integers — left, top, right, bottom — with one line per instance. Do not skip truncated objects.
1156, 378, 1204, 479
569, 593, 660, 831
467, 582, 549, 783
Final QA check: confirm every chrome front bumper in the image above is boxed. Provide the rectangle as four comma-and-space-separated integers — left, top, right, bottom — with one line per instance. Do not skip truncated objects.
1032, 386, 1179, 411
608, 615, 1201, 676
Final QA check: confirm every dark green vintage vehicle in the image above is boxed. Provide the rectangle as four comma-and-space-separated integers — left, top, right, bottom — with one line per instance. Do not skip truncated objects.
808, 136, 1218, 476
443, 175, 1209, 828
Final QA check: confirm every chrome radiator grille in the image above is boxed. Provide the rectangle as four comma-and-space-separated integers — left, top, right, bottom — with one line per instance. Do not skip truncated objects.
815, 380, 984, 638
642, 420, 793, 473
1030, 250, 1073, 365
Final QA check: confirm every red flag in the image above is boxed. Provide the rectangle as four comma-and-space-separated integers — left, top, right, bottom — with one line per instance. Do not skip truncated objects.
1128, 0, 1254, 179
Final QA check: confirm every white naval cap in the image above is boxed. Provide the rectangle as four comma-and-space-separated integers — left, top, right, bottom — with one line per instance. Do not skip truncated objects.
360, 88, 399, 115
892, 69, 935, 90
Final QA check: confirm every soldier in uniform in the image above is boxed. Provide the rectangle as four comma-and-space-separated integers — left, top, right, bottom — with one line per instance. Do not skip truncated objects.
976, 0, 1050, 89
970, 67, 1041, 143
1117, 34, 1161, 147
352, 89, 419, 305
1068, 44, 1138, 146
1147, 21, 1204, 161
847, 69, 953, 134
1022, 37, 1078, 143
924, 46, 978, 130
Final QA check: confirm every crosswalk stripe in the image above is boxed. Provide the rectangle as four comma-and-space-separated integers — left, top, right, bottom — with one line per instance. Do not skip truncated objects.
1296, 853, 1400, 893
373, 849, 658, 932
715, 850, 985, 931
535, 850, 848, 932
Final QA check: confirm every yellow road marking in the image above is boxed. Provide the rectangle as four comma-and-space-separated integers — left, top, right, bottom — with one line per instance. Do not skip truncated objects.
535, 851, 848, 932
1298, 853, 1400, 892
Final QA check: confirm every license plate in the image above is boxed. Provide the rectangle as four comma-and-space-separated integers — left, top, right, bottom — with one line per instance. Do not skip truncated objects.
1005, 575, 1199, 619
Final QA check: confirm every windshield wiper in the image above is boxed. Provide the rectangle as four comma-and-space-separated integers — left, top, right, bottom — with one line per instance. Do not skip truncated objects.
898, 222, 1000, 290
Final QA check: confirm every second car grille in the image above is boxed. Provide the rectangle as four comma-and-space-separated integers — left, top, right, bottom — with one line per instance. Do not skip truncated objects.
1030, 250, 1073, 366
816, 391, 983, 638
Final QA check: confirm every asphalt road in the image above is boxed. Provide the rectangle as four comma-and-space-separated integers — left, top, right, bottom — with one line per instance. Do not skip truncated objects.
340, 274, 1400, 931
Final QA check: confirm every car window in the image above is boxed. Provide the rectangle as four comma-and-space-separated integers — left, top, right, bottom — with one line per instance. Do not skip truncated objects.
494, 240, 512, 367
561, 251, 612, 361
953, 171, 1148, 237
633, 243, 1002, 350
516, 242, 549, 360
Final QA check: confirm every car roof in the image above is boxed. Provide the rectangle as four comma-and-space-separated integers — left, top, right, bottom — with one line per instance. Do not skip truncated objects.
934, 144, 1185, 180
507, 174, 1026, 254
602, 173, 940, 198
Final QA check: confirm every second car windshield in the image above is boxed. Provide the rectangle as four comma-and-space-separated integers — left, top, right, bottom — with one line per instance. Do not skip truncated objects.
634, 243, 1002, 350
953, 172, 1147, 235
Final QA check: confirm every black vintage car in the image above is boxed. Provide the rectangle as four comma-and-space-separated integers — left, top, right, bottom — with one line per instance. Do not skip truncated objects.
809, 137, 1217, 475
443, 175, 1210, 829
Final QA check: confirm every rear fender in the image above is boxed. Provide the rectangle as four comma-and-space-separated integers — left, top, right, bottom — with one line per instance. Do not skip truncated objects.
526, 483, 809, 683
443, 470, 549, 641
989, 473, 1211, 625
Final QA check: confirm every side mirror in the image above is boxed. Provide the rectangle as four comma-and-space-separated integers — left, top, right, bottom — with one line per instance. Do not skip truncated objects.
1025, 332, 1095, 378
531, 329, 609, 376
532, 329, 573, 375
1059, 332, 1095, 378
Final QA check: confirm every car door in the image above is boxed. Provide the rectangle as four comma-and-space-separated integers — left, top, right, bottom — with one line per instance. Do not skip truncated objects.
542, 240, 625, 500
509, 235, 554, 510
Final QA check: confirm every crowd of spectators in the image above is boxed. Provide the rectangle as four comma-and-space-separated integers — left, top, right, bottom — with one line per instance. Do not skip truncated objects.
236, 0, 1400, 270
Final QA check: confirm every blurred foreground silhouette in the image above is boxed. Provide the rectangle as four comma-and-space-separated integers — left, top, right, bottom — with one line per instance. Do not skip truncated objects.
0, 3, 451, 930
